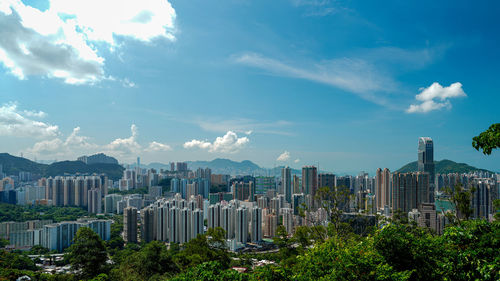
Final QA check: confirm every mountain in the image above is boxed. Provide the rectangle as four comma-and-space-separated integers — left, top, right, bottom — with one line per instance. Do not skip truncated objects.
129, 158, 303, 176
0, 153, 124, 180
187, 158, 265, 175
397, 159, 495, 174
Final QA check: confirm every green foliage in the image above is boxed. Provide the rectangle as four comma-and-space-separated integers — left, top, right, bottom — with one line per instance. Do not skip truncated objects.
374, 223, 444, 281
174, 227, 230, 270
0, 203, 90, 222
0, 250, 37, 271
114, 241, 178, 281
472, 123, 500, 155
25, 245, 50, 255
66, 227, 108, 279
293, 235, 410, 281
440, 220, 499, 281
169, 261, 246, 281
443, 183, 475, 224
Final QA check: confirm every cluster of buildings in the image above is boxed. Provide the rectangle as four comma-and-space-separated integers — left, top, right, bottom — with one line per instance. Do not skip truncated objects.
0, 218, 111, 251
0, 138, 498, 252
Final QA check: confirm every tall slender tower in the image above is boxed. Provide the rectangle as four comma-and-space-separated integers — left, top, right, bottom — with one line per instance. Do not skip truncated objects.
282, 166, 292, 204
418, 137, 435, 202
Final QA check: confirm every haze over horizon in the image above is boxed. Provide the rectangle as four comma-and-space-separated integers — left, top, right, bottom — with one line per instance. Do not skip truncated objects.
0, 0, 498, 174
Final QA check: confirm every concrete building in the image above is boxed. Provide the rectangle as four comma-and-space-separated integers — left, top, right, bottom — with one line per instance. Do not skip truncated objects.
302, 166, 318, 198
418, 137, 435, 202
282, 167, 292, 204
250, 207, 262, 242
123, 207, 138, 243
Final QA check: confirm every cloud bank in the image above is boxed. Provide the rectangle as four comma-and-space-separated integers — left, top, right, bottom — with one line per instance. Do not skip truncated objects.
0, 102, 58, 138
406, 82, 467, 113
0, 0, 176, 84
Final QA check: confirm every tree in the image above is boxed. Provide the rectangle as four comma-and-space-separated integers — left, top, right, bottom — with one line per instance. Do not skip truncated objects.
66, 227, 108, 279
373, 223, 444, 281
115, 241, 178, 281
174, 227, 230, 270
440, 220, 499, 281
472, 123, 500, 155
443, 183, 475, 225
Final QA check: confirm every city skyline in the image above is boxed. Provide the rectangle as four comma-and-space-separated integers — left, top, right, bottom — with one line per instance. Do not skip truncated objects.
0, 0, 498, 174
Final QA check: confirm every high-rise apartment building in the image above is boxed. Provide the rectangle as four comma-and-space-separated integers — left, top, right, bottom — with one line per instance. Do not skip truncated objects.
250, 207, 262, 242
391, 172, 429, 213
375, 168, 391, 210
123, 207, 138, 243
87, 188, 102, 214
235, 207, 248, 244
302, 166, 318, 198
282, 167, 292, 204
418, 137, 435, 202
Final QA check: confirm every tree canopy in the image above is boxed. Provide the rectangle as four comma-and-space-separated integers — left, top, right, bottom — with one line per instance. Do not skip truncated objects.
472, 123, 500, 155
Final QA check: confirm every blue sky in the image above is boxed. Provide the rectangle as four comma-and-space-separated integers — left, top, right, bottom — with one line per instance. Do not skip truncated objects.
0, 0, 498, 174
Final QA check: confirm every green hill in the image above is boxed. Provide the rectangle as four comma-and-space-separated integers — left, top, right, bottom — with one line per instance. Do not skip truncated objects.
0, 153, 124, 180
397, 159, 494, 174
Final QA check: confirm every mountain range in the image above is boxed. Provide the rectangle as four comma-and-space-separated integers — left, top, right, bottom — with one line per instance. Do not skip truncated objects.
0, 153, 124, 180
1, 153, 495, 180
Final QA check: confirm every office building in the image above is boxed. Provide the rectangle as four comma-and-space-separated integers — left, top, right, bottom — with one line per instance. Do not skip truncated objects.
418, 137, 435, 202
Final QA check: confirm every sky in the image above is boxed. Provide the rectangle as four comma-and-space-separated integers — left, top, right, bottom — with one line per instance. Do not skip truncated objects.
0, 0, 499, 174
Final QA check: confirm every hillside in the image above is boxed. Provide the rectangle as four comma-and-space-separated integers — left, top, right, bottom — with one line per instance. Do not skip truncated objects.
397, 159, 495, 174
0, 153, 124, 180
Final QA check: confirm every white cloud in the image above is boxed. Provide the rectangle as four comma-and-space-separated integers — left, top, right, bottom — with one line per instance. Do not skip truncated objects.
0, 0, 176, 84
406, 82, 466, 113
277, 151, 291, 162
234, 53, 395, 106
145, 141, 172, 152
104, 124, 141, 155
0, 102, 59, 138
294, 159, 300, 163
27, 126, 96, 155
184, 131, 249, 153
26, 124, 172, 160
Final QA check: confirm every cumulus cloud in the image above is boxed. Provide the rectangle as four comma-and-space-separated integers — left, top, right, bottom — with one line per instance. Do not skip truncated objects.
277, 151, 291, 162
294, 159, 300, 163
184, 131, 249, 153
104, 124, 141, 155
26, 124, 172, 160
406, 82, 467, 113
0, 102, 59, 138
27, 126, 96, 155
145, 141, 172, 152
0, 0, 176, 84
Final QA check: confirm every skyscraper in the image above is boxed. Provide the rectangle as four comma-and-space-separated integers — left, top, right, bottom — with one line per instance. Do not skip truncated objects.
375, 168, 391, 210
282, 166, 292, 204
123, 207, 138, 243
250, 207, 262, 242
302, 166, 318, 198
418, 137, 435, 202
236, 207, 248, 244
